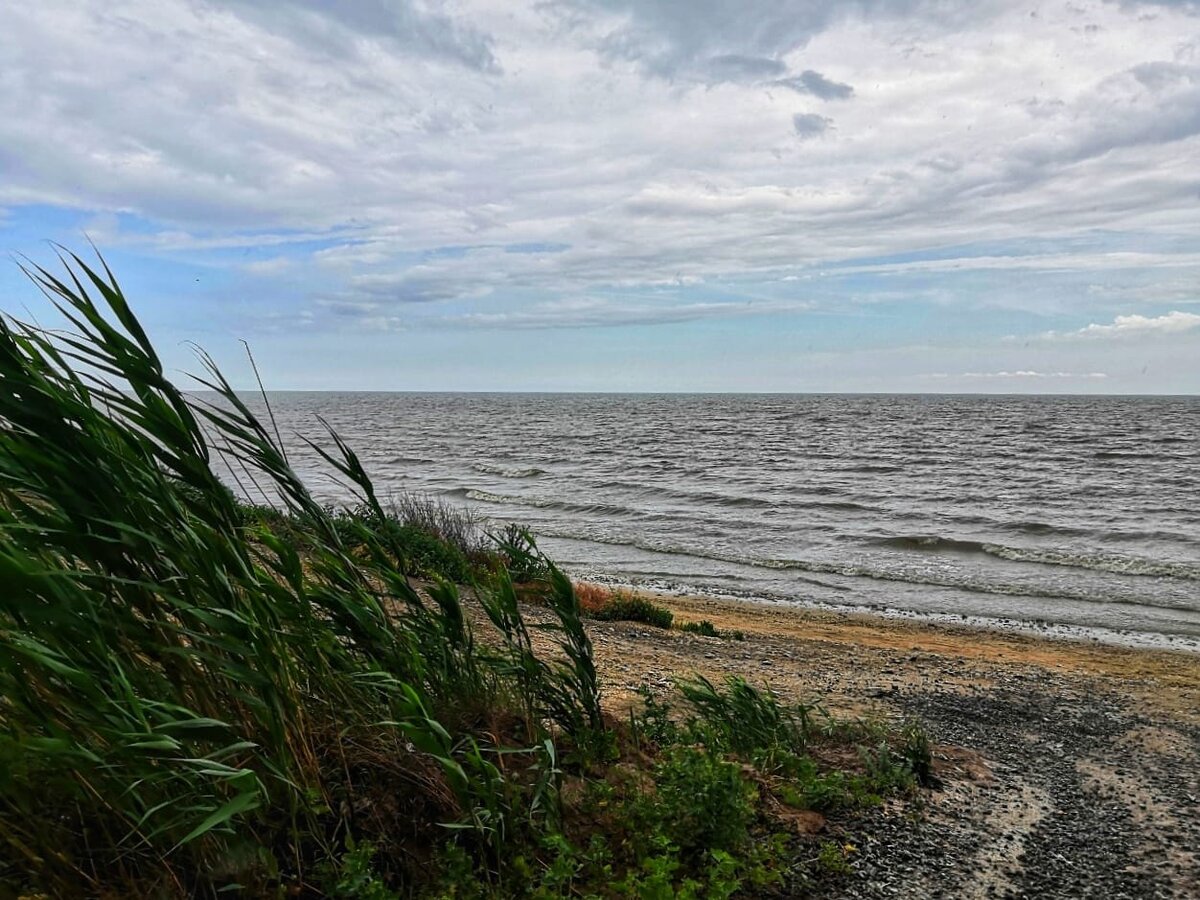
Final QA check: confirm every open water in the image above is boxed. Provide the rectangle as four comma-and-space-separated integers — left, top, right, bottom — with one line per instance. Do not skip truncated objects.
244, 393, 1200, 648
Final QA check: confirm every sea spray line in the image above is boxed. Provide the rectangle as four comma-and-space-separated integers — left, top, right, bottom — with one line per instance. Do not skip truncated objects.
870, 535, 1200, 580
534, 527, 1200, 612
470, 462, 547, 478
457, 485, 1200, 582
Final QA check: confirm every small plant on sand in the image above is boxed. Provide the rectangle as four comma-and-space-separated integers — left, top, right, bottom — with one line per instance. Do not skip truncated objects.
816, 841, 854, 877
678, 619, 746, 640
575, 585, 674, 629
900, 718, 938, 787
639, 748, 757, 856
492, 522, 552, 583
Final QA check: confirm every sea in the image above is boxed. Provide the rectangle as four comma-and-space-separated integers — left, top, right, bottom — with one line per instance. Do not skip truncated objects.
238, 393, 1200, 650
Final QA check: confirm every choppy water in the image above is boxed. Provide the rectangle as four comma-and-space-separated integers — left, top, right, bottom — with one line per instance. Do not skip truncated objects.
242, 393, 1200, 649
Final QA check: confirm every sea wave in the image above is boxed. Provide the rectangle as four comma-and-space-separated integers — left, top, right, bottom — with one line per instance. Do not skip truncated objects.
871, 535, 1200, 580
453, 487, 634, 517
536, 528, 1200, 610
471, 462, 546, 478
599, 481, 779, 509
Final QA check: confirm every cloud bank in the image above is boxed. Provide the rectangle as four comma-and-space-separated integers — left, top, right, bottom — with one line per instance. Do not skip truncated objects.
0, 0, 1198, 391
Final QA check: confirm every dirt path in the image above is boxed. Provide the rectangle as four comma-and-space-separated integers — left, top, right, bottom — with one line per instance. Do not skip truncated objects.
558, 594, 1200, 899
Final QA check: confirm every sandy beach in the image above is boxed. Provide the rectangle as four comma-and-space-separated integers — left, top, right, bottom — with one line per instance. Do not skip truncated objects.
552, 592, 1200, 898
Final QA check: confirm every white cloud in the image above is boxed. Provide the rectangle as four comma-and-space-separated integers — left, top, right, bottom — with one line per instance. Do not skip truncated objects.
217, 0, 500, 71
548, 0, 1003, 83
1077, 310, 1200, 337
2, 1, 1196, 257
434, 296, 812, 328
828, 251, 1200, 278
941, 370, 1110, 379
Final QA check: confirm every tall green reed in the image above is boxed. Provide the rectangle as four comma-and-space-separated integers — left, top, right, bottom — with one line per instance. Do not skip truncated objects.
0, 249, 604, 895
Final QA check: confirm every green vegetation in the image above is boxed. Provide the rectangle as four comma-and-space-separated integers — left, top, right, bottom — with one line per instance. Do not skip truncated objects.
587, 594, 675, 629
573, 585, 744, 640
572, 582, 676, 629
0, 250, 934, 898
677, 619, 746, 641
237, 495, 494, 584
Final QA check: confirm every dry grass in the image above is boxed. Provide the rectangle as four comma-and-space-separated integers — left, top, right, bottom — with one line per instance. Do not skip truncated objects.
572, 581, 616, 616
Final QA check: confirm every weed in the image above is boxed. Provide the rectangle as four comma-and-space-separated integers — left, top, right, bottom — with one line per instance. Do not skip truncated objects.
900, 719, 938, 787
631, 687, 681, 748
639, 748, 757, 857
774, 754, 888, 811
679, 619, 719, 637
492, 523, 551, 583
816, 841, 853, 876
677, 620, 745, 640
678, 676, 811, 760
323, 842, 400, 900
588, 593, 674, 629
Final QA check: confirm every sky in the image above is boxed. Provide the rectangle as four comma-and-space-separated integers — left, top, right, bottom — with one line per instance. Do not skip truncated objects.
1, 0, 1199, 393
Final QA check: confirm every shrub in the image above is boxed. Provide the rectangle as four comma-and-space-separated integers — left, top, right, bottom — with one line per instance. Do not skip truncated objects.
572, 581, 614, 615
387, 491, 484, 558
389, 523, 472, 581
677, 620, 745, 640
571, 583, 674, 629
588, 593, 674, 629
641, 748, 756, 857
324, 504, 476, 582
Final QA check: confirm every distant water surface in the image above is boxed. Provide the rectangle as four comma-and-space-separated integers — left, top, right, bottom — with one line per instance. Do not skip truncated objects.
237, 393, 1200, 649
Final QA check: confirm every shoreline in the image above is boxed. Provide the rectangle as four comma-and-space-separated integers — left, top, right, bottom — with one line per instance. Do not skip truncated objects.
570, 587, 1200, 724
546, 585, 1200, 897
571, 572, 1200, 655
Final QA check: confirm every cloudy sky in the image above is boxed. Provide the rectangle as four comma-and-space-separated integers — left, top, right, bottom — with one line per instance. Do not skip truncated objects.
2, 0, 1198, 392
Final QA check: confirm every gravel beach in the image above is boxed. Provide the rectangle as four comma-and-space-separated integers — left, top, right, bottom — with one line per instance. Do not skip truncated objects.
562, 593, 1200, 899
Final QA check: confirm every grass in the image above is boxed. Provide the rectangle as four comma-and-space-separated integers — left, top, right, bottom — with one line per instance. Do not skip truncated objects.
236, 497, 497, 584
0, 248, 936, 898
0, 249, 601, 896
574, 585, 745, 639
678, 619, 746, 641
573, 583, 674, 629
388, 491, 487, 559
